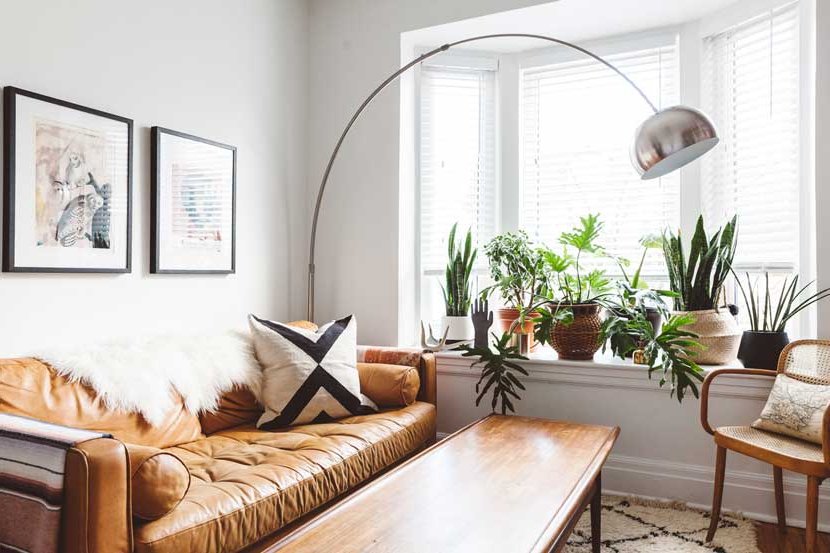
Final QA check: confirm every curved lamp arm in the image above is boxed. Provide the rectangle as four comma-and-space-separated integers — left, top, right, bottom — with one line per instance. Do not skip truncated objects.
307, 33, 716, 321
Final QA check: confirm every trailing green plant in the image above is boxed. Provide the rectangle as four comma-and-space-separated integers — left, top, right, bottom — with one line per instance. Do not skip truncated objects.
733, 272, 830, 332
481, 230, 545, 312
458, 332, 529, 415
441, 223, 477, 316
541, 213, 612, 305
602, 311, 704, 402
662, 215, 737, 311
602, 284, 671, 357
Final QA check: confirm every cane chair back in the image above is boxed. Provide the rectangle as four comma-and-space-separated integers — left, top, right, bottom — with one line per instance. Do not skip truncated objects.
777, 340, 830, 386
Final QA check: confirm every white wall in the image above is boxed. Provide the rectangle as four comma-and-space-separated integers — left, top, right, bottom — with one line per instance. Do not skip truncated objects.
307, 0, 552, 345
0, 0, 309, 355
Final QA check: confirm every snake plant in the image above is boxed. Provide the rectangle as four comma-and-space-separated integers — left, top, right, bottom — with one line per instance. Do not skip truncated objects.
734, 272, 830, 332
662, 215, 737, 311
441, 223, 477, 316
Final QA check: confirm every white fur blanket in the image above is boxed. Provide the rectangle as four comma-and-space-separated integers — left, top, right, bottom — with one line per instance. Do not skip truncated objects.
37, 331, 262, 427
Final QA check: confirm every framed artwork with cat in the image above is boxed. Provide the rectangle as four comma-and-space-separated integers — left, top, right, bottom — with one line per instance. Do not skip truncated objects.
2, 86, 133, 273
150, 127, 236, 274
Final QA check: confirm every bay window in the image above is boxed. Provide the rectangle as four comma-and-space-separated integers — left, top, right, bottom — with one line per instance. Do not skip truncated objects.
413, 0, 811, 339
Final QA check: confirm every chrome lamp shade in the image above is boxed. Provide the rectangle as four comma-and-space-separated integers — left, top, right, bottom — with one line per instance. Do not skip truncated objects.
632, 106, 719, 180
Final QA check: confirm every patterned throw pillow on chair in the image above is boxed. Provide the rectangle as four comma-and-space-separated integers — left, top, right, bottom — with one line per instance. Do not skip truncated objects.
752, 374, 830, 444
249, 314, 376, 428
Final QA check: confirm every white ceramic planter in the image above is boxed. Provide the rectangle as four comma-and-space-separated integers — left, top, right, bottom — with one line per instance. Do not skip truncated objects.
673, 309, 741, 365
441, 315, 474, 344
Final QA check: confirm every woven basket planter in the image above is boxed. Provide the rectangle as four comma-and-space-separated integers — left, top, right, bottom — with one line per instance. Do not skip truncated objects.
550, 303, 603, 361
674, 309, 741, 365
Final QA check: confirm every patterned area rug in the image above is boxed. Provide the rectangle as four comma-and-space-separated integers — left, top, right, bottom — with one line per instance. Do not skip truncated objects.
565, 496, 760, 553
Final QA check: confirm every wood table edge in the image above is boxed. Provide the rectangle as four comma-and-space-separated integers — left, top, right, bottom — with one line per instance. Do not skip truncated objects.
270, 417, 620, 553
539, 425, 620, 553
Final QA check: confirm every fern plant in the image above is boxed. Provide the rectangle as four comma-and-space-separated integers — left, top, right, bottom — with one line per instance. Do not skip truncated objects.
662, 215, 737, 311
441, 223, 477, 316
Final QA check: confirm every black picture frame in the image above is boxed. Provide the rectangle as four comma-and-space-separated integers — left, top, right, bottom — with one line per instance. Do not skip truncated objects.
150, 126, 236, 274
2, 86, 133, 273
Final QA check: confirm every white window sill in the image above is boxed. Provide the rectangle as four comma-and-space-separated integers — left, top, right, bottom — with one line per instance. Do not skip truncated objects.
435, 346, 773, 400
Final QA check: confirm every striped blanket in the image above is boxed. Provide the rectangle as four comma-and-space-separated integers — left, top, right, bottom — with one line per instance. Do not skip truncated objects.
0, 413, 109, 553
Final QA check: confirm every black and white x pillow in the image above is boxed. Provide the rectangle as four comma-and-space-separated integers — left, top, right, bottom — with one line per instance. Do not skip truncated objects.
248, 314, 376, 428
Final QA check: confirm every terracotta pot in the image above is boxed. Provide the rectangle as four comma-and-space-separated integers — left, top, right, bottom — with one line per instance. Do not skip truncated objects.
550, 303, 603, 361
496, 308, 539, 353
674, 309, 741, 365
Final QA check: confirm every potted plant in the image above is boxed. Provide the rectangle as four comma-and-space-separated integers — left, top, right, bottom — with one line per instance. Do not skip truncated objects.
440, 223, 476, 344
482, 231, 546, 352
662, 215, 740, 364
734, 272, 830, 368
615, 234, 667, 336
602, 309, 705, 402
536, 214, 612, 360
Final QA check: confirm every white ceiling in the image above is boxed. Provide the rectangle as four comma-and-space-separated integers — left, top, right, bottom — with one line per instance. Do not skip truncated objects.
405, 0, 742, 52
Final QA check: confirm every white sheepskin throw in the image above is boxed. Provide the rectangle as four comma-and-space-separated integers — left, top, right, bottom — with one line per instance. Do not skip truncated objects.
37, 331, 262, 427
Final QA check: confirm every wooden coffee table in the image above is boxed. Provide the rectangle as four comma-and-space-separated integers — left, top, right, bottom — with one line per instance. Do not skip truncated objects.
270, 415, 619, 553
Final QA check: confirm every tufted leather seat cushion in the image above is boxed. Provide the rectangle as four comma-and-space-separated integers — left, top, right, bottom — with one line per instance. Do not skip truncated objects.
133, 402, 436, 553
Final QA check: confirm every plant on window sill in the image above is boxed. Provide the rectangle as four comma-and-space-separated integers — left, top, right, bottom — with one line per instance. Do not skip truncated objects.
532, 214, 614, 361
440, 223, 477, 343
601, 289, 704, 402
458, 332, 529, 415
661, 214, 741, 365
480, 230, 548, 349
733, 271, 830, 369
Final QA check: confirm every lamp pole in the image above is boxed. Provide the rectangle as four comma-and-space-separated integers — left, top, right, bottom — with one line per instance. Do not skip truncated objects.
307, 33, 693, 321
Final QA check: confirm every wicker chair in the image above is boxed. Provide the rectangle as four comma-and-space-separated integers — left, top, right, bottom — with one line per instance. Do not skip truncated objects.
701, 339, 830, 552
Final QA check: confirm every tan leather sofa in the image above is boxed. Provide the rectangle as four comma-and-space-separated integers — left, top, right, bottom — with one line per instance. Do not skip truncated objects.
0, 350, 437, 553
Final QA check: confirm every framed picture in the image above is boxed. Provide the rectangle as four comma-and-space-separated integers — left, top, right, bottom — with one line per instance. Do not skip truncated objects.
151, 127, 236, 274
2, 87, 132, 273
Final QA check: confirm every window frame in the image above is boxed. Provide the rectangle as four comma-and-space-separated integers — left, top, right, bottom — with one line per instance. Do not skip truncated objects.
409, 1, 815, 342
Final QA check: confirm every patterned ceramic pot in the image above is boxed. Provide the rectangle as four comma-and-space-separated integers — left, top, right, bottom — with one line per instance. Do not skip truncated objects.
550, 303, 603, 361
674, 309, 741, 365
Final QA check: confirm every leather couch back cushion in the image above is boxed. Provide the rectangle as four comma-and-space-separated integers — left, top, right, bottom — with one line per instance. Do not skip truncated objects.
126, 443, 190, 521
357, 363, 420, 407
199, 387, 262, 435
0, 358, 203, 449
200, 361, 421, 434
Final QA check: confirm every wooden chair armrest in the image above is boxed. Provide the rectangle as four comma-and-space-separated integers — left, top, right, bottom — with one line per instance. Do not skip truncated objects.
823, 406, 830, 465
700, 368, 778, 435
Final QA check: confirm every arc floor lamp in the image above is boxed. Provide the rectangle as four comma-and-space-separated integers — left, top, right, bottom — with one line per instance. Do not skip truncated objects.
306, 33, 720, 321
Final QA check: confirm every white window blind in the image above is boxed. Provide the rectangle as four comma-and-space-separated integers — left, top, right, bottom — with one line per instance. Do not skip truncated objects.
701, 3, 800, 271
419, 65, 497, 326
520, 39, 680, 278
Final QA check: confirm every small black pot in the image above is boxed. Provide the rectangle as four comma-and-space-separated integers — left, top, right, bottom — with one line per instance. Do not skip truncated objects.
737, 331, 790, 369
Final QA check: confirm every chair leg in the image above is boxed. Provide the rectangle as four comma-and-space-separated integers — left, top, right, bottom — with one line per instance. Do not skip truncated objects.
773, 466, 786, 531
806, 476, 821, 553
706, 446, 727, 542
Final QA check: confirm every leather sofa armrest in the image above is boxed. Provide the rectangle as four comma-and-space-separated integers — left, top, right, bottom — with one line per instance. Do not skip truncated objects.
61, 438, 133, 553
418, 352, 437, 406
357, 347, 437, 407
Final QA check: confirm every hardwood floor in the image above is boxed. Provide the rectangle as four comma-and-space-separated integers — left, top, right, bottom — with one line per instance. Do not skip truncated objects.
756, 522, 830, 552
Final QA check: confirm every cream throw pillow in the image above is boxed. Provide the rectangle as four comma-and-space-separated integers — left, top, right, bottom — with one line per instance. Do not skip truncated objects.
752, 374, 830, 444
248, 314, 376, 428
